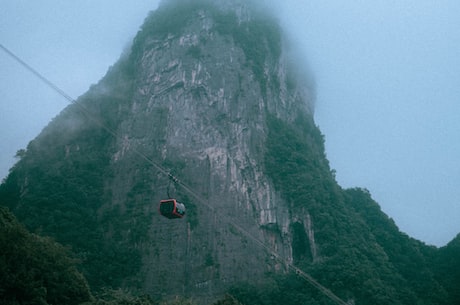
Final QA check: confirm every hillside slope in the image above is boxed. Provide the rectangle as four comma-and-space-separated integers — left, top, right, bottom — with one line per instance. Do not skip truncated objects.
0, 206, 92, 305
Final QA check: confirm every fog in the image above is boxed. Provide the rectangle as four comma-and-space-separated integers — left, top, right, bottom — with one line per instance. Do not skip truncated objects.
1, 0, 459, 246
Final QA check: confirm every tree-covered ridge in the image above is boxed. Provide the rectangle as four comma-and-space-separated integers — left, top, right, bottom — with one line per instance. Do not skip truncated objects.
0, 89, 145, 290
263, 114, 452, 304
0, 206, 92, 305
434, 234, 460, 304
344, 188, 449, 304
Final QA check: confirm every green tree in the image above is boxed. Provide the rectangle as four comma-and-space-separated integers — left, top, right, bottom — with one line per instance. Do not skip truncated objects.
0, 206, 92, 305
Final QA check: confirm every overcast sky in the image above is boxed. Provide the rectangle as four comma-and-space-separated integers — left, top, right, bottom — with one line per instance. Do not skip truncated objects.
1, 0, 459, 246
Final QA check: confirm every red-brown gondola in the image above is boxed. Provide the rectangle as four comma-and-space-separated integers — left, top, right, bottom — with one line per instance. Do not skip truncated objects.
159, 199, 186, 219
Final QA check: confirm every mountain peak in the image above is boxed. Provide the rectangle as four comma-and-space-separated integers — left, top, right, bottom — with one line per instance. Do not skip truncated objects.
0, 1, 457, 304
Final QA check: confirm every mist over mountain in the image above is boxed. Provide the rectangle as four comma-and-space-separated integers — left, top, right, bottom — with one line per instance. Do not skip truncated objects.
1, 1, 459, 304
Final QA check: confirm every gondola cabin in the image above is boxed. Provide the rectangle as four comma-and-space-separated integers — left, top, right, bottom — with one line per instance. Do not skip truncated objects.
159, 199, 186, 219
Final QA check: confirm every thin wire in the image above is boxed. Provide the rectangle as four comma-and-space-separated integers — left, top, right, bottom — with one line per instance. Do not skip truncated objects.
0, 43, 171, 175
1, 43, 349, 305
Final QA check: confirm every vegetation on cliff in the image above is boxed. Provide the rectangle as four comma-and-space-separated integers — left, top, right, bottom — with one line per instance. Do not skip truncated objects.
0, 206, 92, 305
263, 114, 451, 305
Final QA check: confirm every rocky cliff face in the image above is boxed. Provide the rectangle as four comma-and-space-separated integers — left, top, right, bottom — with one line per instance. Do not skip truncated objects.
107, 0, 315, 298
1, 1, 455, 304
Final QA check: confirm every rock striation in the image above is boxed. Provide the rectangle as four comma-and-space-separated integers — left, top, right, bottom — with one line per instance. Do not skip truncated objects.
108, 0, 316, 298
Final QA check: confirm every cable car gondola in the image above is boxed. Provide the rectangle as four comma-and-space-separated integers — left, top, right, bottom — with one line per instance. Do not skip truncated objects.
159, 199, 186, 219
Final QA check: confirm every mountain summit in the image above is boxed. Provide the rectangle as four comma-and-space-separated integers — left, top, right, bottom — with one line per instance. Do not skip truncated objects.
1, 1, 458, 304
